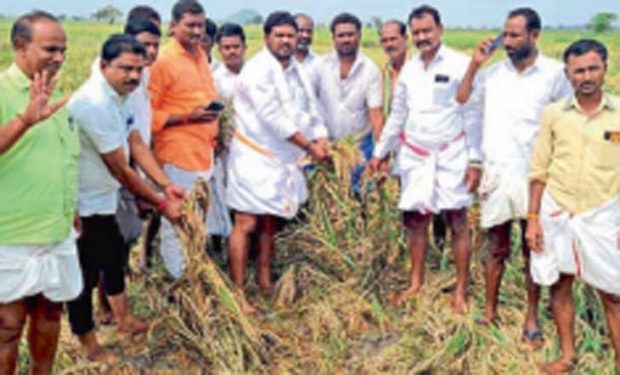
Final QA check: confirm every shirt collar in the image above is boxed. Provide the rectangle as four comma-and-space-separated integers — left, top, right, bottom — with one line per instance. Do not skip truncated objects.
7, 63, 32, 90
414, 43, 446, 67
563, 93, 615, 113
503, 51, 543, 75
94, 70, 126, 106
169, 38, 206, 61
328, 49, 364, 78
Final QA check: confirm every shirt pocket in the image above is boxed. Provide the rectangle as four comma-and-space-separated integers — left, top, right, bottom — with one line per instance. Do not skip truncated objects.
432, 79, 456, 107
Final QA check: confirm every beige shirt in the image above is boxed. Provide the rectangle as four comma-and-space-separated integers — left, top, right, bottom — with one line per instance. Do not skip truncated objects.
529, 94, 620, 214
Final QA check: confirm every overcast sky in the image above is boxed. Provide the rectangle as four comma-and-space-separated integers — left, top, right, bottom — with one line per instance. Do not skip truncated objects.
2, 0, 619, 27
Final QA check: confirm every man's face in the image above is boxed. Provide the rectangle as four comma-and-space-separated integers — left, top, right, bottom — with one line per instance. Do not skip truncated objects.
565, 51, 606, 97
218, 35, 246, 70
380, 23, 408, 62
333, 23, 360, 57
503, 15, 538, 64
265, 24, 296, 63
171, 12, 205, 50
202, 34, 214, 56
101, 52, 144, 95
295, 16, 313, 53
135, 31, 160, 66
410, 13, 442, 55
17, 19, 67, 78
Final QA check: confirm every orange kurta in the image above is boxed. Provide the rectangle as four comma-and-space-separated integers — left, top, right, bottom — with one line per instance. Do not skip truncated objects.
148, 39, 218, 171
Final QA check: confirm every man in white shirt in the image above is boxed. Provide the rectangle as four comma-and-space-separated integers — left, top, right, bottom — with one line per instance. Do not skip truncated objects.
213, 23, 246, 101
203, 17, 221, 71
315, 12, 383, 193
226, 12, 328, 314
67, 34, 183, 362
457, 7, 572, 346
369, 5, 481, 314
294, 13, 322, 85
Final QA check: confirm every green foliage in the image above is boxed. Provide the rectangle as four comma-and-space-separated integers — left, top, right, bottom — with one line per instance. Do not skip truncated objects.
588, 12, 618, 33
91, 5, 123, 24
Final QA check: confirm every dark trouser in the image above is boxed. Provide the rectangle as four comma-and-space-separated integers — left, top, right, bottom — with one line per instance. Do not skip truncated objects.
67, 215, 127, 336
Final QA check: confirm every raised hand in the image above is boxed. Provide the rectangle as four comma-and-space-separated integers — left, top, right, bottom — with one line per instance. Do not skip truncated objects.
20, 70, 67, 128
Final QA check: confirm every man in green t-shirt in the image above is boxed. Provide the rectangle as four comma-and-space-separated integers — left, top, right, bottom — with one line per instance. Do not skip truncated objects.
0, 11, 82, 375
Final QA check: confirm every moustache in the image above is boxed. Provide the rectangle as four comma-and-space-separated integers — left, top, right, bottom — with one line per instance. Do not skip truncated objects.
416, 40, 431, 48
125, 80, 140, 86
579, 81, 595, 87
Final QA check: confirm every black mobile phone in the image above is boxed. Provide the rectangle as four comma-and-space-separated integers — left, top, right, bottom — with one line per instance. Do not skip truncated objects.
205, 101, 225, 112
486, 33, 503, 54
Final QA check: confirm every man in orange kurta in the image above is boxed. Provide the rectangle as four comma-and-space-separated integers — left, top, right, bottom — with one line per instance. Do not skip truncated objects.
148, 0, 220, 278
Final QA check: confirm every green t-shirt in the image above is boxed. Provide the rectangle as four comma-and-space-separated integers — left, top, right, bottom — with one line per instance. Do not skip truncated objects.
0, 64, 80, 244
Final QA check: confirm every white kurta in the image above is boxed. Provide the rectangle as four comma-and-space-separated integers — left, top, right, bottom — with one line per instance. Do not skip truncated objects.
213, 64, 240, 101
532, 191, 620, 296
226, 48, 327, 218
471, 55, 572, 228
374, 45, 481, 213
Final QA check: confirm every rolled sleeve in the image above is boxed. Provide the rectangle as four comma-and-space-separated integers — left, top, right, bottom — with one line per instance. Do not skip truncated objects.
366, 63, 383, 109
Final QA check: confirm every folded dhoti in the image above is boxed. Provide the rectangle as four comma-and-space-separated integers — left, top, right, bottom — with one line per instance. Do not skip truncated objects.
531, 190, 620, 296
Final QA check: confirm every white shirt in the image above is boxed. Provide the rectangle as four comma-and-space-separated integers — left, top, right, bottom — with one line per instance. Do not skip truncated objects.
296, 50, 322, 90
210, 56, 221, 73
90, 58, 152, 146
315, 50, 382, 140
472, 53, 572, 164
69, 68, 138, 216
233, 47, 327, 163
374, 45, 481, 161
213, 64, 240, 101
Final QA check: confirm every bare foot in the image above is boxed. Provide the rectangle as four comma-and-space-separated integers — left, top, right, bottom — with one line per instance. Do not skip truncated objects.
537, 357, 576, 374
476, 313, 500, 326
389, 284, 421, 306
83, 345, 118, 363
238, 295, 261, 316
116, 315, 150, 340
452, 293, 468, 315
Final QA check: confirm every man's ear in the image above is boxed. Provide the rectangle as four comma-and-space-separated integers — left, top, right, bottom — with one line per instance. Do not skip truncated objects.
12, 36, 28, 52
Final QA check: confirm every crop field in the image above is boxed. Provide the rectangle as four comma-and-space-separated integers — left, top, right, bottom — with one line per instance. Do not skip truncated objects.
1, 20, 620, 374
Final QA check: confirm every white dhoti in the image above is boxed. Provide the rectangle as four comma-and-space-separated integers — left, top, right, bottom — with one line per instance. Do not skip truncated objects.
0, 230, 83, 303
531, 191, 620, 296
396, 131, 471, 213
226, 133, 307, 219
479, 157, 530, 228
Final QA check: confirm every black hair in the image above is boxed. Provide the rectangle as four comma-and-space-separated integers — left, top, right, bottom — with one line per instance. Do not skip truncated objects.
215, 23, 246, 44
381, 19, 407, 36
124, 18, 161, 37
10, 10, 59, 49
101, 34, 146, 62
263, 11, 298, 35
127, 5, 161, 24
330, 12, 362, 34
171, 0, 204, 22
205, 18, 218, 38
408, 5, 442, 27
507, 7, 541, 32
563, 39, 608, 64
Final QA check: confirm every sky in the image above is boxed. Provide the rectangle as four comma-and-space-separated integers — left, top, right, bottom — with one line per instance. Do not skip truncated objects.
1, 0, 619, 28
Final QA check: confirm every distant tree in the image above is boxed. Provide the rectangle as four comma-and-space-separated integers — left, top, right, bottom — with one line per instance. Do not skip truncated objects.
587, 12, 618, 33
370, 16, 382, 30
91, 5, 123, 24
248, 14, 262, 25
57, 14, 67, 21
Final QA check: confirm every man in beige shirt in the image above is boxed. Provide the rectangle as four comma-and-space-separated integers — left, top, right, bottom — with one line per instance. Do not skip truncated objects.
526, 39, 620, 374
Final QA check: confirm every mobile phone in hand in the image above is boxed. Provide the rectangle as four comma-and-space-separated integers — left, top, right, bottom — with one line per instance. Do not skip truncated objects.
205, 101, 225, 112
486, 33, 503, 54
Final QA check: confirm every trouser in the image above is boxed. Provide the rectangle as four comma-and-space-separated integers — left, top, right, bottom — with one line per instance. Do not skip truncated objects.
159, 164, 213, 278
67, 215, 127, 336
